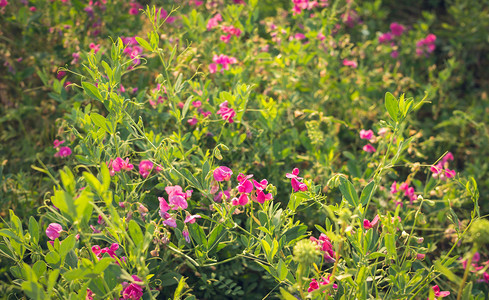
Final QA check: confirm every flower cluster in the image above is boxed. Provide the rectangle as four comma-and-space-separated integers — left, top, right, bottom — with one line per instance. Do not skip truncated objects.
363, 215, 380, 230
121, 275, 144, 300
149, 84, 167, 108
286, 168, 308, 192
310, 233, 336, 263
359, 128, 377, 153
108, 157, 134, 176
207, 13, 222, 30
122, 36, 143, 68
53, 139, 72, 158
416, 34, 436, 57
291, 0, 328, 16
378, 22, 406, 58
461, 252, 489, 284
216, 101, 236, 123
430, 152, 456, 180
209, 54, 238, 74
138, 160, 161, 178
391, 181, 417, 204
128, 2, 142, 15
231, 173, 273, 206
308, 275, 337, 293
92, 243, 125, 262
430, 285, 450, 299
220, 25, 242, 43
342, 59, 358, 68
159, 185, 198, 227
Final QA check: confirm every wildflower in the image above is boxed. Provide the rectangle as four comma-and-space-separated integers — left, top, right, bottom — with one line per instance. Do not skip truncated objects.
216, 101, 236, 123
378, 32, 393, 44
54, 146, 72, 157
390, 181, 398, 194
109, 157, 134, 176
310, 233, 336, 263
89, 42, 101, 54
431, 285, 450, 299
214, 189, 231, 202
363, 215, 380, 230
211, 54, 238, 74
139, 160, 156, 178
286, 168, 308, 192
163, 218, 177, 228
416, 253, 425, 260
308, 275, 338, 293
92, 243, 120, 260
359, 129, 374, 140
362, 144, 376, 153
187, 116, 198, 126
86, 288, 94, 300
182, 229, 191, 243
390, 22, 405, 36
207, 13, 222, 31
416, 34, 436, 57
343, 59, 358, 68
46, 223, 63, 240
231, 193, 249, 206
129, 2, 142, 15
165, 185, 190, 210
53, 139, 64, 148
184, 214, 201, 224
391, 50, 399, 58
121, 275, 143, 300
0, 0, 8, 7
213, 166, 233, 181
192, 101, 202, 108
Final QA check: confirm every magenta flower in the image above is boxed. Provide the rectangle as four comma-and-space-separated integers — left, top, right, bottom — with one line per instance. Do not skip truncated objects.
363, 215, 379, 230
182, 229, 191, 243
0, 0, 8, 7
207, 13, 223, 31
184, 214, 201, 224
86, 288, 94, 300
139, 160, 157, 178
163, 218, 177, 228
92, 243, 120, 260
359, 129, 374, 140
342, 59, 358, 68
231, 193, 249, 206
165, 185, 190, 210
255, 189, 273, 203
214, 166, 233, 181
286, 168, 308, 192
214, 189, 231, 202
431, 285, 450, 299
129, 2, 142, 15
390, 181, 398, 194
286, 168, 302, 179
46, 223, 63, 240
378, 32, 393, 44
53, 139, 64, 148
122, 275, 143, 300
390, 22, 405, 36
310, 233, 336, 263
216, 101, 236, 123
416, 34, 436, 57
362, 144, 376, 153
55, 146, 72, 157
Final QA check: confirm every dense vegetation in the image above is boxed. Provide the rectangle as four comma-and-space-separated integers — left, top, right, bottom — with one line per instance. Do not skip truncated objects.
1, 0, 488, 299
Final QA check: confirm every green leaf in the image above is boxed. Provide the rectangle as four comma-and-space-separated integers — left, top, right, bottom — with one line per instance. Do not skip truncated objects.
0, 229, 22, 243
188, 222, 207, 248
128, 220, 144, 247
82, 81, 103, 101
59, 234, 76, 259
83, 172, 102, 194
385, 92, 398, 122
359, 181, 375, 206
279, 287, 297, 300
32, 261, 47, 279
135, 37, 152, 52
288, 192, 308, 211
434, 260, 461, 283
9, 210, 23, 236
29, 217, 39, 245
277, 259, 288, 281
339, 177, 359, 207
385, 234, 397, 259
45, 252, 60, 265
21, 281, 46, 299
90, 113, 109, 133
181, 95, 193, 121
100, 162, 111, 192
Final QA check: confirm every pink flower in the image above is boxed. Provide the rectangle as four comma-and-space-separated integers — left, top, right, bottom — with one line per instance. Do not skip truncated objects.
187, 116, 198, 126
359, 129, 374, 140
363, 215, 379, 230
390, 22, 405, 36
416, 253, 425, 260
129, 2, 142, 15
92, 243, 120, 260
29, 6, 36, 12
390, 181, 398, 194
362, 144, 376, 153
231, 193, 249, 206
165, 185, 190, 210
192, 101, 202, 108
255, 189, 273, 203
310, 234, 336, 263
55, 146, 72, 157
378, 32, 393, 44
416, 34, 436, 57
163, 218, 177, 228
110, 157, 134, 175
122, 275, 143, 300
139, 160, 155, 178
214, 189, 231, 202
343, 59, 357, 68
214, 166, 233, 181
86, 288, 94, 300
431, 285, 450, 299
182, 229, 191, 243
0, 0, 8, 8
216, 101, 236, 123
207, 13, 222, 30
209, 63, 218, 74
390, 50, 399, 58
286, 168, 302, 179
291, 177, 308, 192
89, 43, 101, 54
53, 139, 65, 148
46, 223, 63, 240
184, 214, 201, 224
